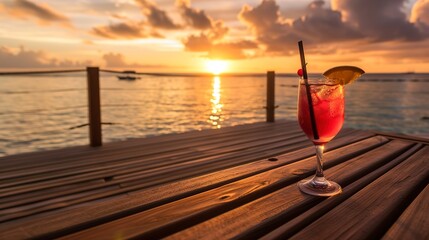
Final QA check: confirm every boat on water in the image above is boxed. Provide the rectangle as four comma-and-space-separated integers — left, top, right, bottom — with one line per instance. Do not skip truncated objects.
117, 75, 140, 80
117, 70, 140, 81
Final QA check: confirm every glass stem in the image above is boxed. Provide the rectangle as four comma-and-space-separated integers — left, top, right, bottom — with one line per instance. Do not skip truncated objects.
315, 145, 325, 178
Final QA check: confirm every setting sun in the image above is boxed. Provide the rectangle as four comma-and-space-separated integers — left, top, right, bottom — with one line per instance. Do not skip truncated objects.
205, 60, 229, 75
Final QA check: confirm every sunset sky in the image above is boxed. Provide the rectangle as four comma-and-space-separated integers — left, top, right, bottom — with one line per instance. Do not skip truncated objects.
0, 0, 428, 73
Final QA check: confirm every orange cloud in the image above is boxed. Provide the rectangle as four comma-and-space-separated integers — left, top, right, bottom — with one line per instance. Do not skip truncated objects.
237, 0, 429, 57
178, 1, 258, 59
92, 21, 158, 39
183, 18, 257, 59
0, 46, 90, 68
1, 0, 72, 28
239, 0, 362, 55
102, 52, 169, 69
177, 0, 212, 29
411, 0, 429, 32
135, 0, 181, 30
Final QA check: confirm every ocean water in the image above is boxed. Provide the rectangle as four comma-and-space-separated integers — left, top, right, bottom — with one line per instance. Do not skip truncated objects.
0, 72, 428, 157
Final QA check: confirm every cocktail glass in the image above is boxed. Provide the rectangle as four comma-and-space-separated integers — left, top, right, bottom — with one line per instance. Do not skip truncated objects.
297, 78, 344, 196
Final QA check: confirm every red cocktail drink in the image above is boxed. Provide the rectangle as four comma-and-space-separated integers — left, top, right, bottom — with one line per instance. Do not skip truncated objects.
296, 79, 345, 196
298, 82, 344, 145
295, 42, 364, 197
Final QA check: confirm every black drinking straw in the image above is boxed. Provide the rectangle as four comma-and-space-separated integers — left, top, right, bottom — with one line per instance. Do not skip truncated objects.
298, 41, 319, 140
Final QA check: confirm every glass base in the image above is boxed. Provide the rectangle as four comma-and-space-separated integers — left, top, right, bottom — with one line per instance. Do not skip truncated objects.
298, 176, 342, 197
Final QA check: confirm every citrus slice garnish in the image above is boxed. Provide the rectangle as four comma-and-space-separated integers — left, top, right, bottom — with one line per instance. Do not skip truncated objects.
322, 66, 365, 85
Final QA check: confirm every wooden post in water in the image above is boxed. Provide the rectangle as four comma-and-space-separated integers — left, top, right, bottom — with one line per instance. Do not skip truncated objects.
87, 67, 102, 147
266, 71, 275, 122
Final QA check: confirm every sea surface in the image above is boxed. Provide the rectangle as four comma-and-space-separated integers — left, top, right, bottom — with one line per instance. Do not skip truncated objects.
0, 72, 428, 157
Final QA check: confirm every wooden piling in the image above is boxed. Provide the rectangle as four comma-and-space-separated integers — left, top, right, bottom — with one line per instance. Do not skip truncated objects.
266, 71, 275, 122
87, 67, 102, 146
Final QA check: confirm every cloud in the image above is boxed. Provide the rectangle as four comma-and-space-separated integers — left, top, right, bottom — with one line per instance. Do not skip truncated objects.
207, 41, 259, 59
240, 0, 293, 54
0, 46, 90, 68
411, 0, 429, 32
110, 13, 129, 20
182, 17, 258, 59
332, 0, 425, 41
92, 21, 160, 39
1, 0, 72, 27
177, 0, 212, 29
103, 52, 142, 68
293, 1, 363, 42
178, 1, 258, 59
183, 34, 211, 52
238, 0, 429, 56
239, 0, 362, 55
183, 37, 258, 59
135, 0, 181, 29
102, 52, 168, 69
240, 0, 284, 35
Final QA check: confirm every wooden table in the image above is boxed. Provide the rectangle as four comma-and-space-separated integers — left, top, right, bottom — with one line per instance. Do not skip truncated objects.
0, 121, 427, 239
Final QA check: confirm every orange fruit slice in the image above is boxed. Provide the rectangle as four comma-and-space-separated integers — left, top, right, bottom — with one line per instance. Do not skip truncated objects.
322, 66, 365, 85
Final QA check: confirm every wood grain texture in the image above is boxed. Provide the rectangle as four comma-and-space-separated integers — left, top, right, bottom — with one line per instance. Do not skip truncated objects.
382, 184, 429, 240
0, 123, 302, 193
0, 122, 299, 179
291, 146, 429, 240
0, 129, 361, 219
0, 133, 309, 216
0, 120, 427, 240
0, 121, 295, 171
0, 126, 371, 239
0, 130, 304, 194
165, 140, 414, 240
59, 137, 395, 240
259, 144, 424, 240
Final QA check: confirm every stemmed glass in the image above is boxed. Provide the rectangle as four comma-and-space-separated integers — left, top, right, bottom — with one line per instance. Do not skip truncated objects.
297, 78, 344, 196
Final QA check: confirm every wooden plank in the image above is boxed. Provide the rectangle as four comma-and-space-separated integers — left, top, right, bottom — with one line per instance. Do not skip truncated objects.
0, 131, 306, 198
0, 129, 363, 213
1, 125, 350, 187
290, 146, 429, 240
0, 122, 293, 171
0, 179, 110, 209
115, 131, 364, 188
3, 124, 297, 178
0, 140, 311, 217
260, 144, 425, 240
0, 121, 286, 174
382, 184, 429, 240
0, 127, 303, 188
0, 120, 294, 167
0, 122, 299, 176
102, 120, 298, 149
373, 130, 429, 144
163, 141, 418, 240
0, 129, 363, 219
115, 136, 309, 183
0, 135, 311, 219
0, 128, 365, 211
56, 137, 400, 240
0, 132, 378, 238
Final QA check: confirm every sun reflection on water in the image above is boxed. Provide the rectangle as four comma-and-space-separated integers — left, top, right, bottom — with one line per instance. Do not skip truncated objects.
208, 76, 223, 128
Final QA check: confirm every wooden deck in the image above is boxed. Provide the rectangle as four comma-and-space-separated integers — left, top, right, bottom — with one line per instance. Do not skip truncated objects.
0, 120, 427, 239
